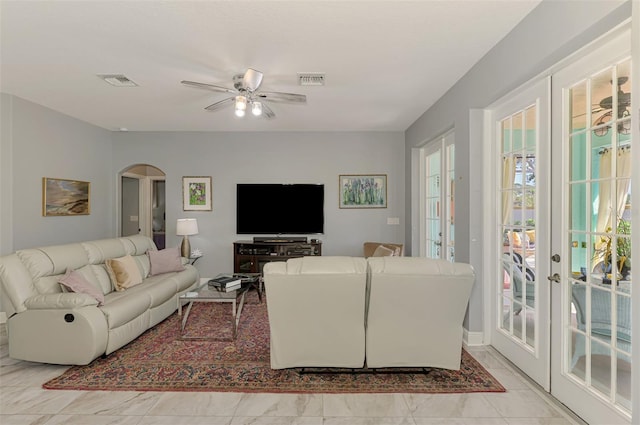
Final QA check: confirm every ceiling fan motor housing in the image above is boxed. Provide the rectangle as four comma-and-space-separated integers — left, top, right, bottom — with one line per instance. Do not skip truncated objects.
233, 74, 246, 91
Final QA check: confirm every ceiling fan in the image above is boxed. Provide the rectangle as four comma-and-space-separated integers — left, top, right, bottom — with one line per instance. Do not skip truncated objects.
592, 76, 631, 136
181, 68, 306, 119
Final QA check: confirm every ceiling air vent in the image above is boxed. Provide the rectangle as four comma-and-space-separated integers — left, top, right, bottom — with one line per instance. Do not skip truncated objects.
298, 73, 325, 86
98, 74, 138, 87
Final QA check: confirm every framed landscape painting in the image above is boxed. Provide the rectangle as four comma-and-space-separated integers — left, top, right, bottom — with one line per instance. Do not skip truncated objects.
183, 176, 212, 211
42, 177, 90, 216
339, 174, 387, 208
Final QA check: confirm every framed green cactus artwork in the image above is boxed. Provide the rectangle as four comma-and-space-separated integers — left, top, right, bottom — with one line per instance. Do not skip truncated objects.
339, 174, 387, 209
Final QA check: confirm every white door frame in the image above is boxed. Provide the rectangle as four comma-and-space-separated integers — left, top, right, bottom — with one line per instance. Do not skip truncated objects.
412, 130, 455, 260
484, 76, 551, 390
119, 173, 166, 239
120, 172, 144, 237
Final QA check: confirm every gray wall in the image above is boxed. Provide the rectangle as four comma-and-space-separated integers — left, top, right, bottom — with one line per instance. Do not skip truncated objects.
1, 97, 405, 315
0, 94, 114, 253
112, 131, 405, 278
405, 1, 631, 334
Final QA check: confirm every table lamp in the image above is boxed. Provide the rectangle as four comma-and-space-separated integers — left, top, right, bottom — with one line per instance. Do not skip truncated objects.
176, 218, 198, 258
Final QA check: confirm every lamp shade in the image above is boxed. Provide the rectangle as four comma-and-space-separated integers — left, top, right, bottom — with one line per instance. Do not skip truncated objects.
176, 218, 198, 236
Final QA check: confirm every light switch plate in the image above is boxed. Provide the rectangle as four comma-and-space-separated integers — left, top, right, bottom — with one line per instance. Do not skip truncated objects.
387, 217, 400, 225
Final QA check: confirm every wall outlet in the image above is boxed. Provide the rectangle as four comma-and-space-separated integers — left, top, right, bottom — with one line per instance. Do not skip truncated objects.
130, 215, 138, 221
387, 217, 400, 225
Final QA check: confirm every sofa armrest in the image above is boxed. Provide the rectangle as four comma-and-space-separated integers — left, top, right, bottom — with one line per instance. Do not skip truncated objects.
24, 293, 99, 310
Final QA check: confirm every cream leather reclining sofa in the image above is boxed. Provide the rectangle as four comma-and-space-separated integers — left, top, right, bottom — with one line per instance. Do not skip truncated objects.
0, 235, 199, 365
263, 256, 474, 370
265, 256, 368, 369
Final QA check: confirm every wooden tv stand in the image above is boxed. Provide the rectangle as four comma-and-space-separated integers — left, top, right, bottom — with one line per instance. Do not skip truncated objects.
233, 239, 322, 274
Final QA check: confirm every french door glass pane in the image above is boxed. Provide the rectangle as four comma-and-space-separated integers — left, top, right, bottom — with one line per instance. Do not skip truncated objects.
425, 150, 441, 259
447, 144, 455, 261
423, 133, 455, 261
570, 81, 587, 132
497, 104, 538, 352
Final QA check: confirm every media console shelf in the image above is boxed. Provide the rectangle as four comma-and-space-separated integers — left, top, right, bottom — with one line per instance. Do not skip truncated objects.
234, 239, 322, 274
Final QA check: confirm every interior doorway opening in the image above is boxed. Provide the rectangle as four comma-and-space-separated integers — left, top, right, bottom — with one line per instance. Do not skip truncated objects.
119, 164, 166, 249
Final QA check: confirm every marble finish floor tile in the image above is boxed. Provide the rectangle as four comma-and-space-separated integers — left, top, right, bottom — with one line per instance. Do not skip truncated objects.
138, 416, 233, 425
145, 392, 244, 417
482, 368, 532, 390
413, 419, 508, 425
323, 394, 410, 417
1, 363, 73, 387
230, 417, 323, 425
0, 387, 83, 415
404, 394, 502, 418
0, 415, 53, 425
233, 394, 323, 417
503, 419, 579, 425
59, 391, 162, 416
40, 415, 143, 425
323, 417, 417, 425
483, 390, 564, 418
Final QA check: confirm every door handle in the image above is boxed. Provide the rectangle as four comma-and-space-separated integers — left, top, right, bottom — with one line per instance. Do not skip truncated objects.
547, 273, 561, 283
551, 254, 560, 263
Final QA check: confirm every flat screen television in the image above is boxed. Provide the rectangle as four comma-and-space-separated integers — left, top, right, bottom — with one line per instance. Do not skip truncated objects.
236, 184, 324, 235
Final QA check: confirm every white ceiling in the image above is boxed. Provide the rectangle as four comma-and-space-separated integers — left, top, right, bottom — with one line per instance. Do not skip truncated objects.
0, 0, 542, 132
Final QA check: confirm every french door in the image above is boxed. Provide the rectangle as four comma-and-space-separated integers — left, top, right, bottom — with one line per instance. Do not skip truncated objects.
489, 28, 632, 424
421, 131, 455, 261
550, 30, 632, 424
490, 77, 551, 390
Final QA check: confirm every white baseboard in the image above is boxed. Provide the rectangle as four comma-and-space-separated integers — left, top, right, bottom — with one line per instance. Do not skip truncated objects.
463, 329, 485, 346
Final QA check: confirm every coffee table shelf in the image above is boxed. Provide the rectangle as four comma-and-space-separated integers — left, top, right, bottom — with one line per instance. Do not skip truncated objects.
178, 280, 248, 340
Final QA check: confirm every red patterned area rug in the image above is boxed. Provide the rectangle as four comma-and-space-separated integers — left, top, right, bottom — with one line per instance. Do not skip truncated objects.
44, 291, 505, 393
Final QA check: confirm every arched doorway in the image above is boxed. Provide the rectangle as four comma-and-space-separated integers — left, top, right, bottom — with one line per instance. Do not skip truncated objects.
119, 164, 166, 249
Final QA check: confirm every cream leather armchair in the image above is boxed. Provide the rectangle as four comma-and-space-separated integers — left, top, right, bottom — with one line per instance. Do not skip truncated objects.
366, 257, 475, 370
263, 256, 368, 369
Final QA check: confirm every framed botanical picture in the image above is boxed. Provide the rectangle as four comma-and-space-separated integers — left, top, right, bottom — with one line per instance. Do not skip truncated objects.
182, 176, 212, 211
42, 177, 90, 216
339, 174, 387, 208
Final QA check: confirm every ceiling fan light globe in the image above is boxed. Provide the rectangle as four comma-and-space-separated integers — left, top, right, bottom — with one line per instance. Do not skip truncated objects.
252, 102, 263, 116
235, 108, 245, 117
593, 125, 609, 137
235, 95, 247, 111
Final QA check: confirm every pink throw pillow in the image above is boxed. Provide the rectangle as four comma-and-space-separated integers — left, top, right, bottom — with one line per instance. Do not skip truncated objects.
58, 269, 105, 306
148, 247, 185, 276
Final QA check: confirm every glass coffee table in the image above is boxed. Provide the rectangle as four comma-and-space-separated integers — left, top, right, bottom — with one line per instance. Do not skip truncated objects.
178, 278, 250, 341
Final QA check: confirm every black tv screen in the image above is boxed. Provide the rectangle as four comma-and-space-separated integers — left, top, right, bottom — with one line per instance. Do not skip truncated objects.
236, 184, 324, 235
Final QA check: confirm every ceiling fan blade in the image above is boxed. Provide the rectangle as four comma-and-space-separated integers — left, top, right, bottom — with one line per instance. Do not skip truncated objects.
597, 92, 631, 111
204, 97, 235, 111
243, 68, 264, 92
598, 96, 613, 110
181, 80, 237, 94
261, 102, 276, 119
256, 91, 307, 103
